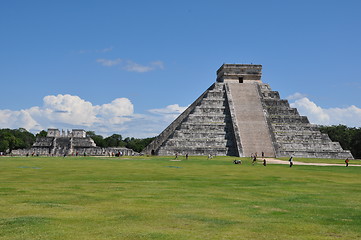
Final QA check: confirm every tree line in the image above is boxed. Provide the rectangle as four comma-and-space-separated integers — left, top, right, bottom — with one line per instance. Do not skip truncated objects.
1, 126, 360, 158
85, 131, 155, 153
0, 128, 155, 154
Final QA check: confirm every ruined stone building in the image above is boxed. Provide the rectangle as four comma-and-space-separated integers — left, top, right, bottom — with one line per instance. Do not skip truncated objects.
13, 128, 135, 156
143, 64, 353, 159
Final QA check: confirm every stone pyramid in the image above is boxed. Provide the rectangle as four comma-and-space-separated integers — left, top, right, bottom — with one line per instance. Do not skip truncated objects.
144, 64, 353, 159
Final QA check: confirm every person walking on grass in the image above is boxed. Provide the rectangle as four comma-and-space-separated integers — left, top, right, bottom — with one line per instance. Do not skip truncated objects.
289, 156, 293, 167
263, 159, 266, 166
345, 158, 349, 167
252, 155, 257, 165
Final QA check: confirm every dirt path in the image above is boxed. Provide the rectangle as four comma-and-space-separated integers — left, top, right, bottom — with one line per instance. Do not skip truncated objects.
264, 158, 361, 167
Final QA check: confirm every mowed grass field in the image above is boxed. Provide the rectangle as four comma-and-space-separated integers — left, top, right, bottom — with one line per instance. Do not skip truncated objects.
0, 156, 360, 240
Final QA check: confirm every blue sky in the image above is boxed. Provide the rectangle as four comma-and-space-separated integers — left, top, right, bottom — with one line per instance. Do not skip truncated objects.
1, 0, 360, 138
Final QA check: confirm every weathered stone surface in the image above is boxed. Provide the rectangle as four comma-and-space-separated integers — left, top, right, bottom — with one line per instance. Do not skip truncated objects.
143, 64, 353, 159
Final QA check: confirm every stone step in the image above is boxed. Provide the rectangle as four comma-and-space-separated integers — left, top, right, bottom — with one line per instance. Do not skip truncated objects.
273, 124, 320, 132
267, 108, 299, 115
278, 142, 342, 151
163, 139, 230, 146
192, 107, 227, 114
157, 149, 230, 156
178, 124, 230, 132
185, 115, 231, 122
269, 116, 309, 124
199, 99, 226, 104
278, 150, 353, 159
261, 91, 280, 99
263, 99, 290, 107
205, 91, 225, 98
173, 131, 228, 137
274, 131, 327, 137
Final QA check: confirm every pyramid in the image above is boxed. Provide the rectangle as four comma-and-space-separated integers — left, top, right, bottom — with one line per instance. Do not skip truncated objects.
143, 64, 353, 159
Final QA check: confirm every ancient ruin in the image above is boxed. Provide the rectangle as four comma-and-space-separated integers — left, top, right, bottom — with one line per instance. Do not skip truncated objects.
13, 128, 135, 156
143, 64, 353, 159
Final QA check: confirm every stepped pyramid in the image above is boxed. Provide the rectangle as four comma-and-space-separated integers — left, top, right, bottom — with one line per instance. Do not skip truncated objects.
144, 64, 353, 159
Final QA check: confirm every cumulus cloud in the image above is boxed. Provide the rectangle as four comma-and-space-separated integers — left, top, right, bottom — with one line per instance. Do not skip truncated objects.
0, 109, 39, 130
0, 94, 187, 138
96, 58, 164, 73
289, 94, 361, 127
0, 94, 134, 135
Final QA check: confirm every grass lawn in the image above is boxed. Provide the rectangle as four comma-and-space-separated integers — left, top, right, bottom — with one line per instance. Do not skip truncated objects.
0, 156, 360, 240
278, 157, 361, 165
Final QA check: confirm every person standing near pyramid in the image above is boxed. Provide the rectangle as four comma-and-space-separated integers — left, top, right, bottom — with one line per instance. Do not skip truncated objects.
289, 156, 293, 167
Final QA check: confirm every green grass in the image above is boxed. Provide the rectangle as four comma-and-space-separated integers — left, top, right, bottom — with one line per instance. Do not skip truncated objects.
278, 157, 361, 165
0, 156, 360, 239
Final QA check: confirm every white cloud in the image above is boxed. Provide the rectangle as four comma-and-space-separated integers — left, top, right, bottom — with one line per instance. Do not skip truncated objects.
96, 58, 165, 73
289, 96, 361, 127
149, 104, 187, 114
287, 92, 308, 101
0, 109, 39, 130
0, 94, 187, 138
123, 60, 164, 73
148, 104, 188, 123
96, 58, 122, 67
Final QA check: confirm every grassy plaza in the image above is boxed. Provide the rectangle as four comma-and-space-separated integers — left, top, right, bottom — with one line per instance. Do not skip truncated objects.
0, 156, 360, 239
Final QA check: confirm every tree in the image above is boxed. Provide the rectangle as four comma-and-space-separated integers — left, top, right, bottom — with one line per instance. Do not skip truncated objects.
104, 134, 123, 147
0, 140, 9, 152
319, 125, 361, 159
36, 130, 48, 137
87, 131, 106, 147
0, 128, 36, 152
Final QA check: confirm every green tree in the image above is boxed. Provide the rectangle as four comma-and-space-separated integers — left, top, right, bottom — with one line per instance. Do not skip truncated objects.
36, 130, 48, 137
125, 137, 155, 153
104, 134, 123, 147
87, 131, 106, 147
319, 125, 361, 159
0, 139, 9, 152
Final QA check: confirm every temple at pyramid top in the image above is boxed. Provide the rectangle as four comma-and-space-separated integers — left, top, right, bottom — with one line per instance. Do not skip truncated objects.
143, 64, 353, 159
216, 64, 263, 83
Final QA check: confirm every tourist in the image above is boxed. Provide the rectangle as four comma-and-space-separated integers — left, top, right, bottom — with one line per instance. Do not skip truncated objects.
263, 159, 266, 166
233, 159, 241, 164
289, 156, 293, 167
185, 153, 188, 160
345, 158, 349, 167
252, 155, 257, 165
262, 151, 264, 158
